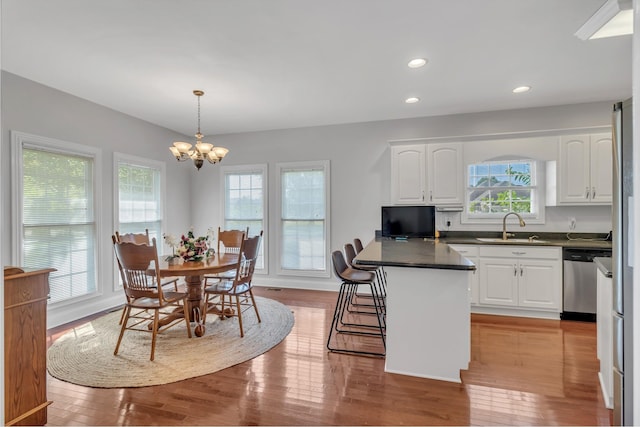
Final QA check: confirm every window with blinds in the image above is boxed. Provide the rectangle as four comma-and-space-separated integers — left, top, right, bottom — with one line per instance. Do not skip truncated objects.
277, 161, 330, 277
463, 159, 543, 224
17, 137, 99, 304
222, 164, 267, 271
116, 155, 164, 242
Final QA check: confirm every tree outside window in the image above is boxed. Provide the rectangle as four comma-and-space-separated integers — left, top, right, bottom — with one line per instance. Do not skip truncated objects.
467, 161, 535, 215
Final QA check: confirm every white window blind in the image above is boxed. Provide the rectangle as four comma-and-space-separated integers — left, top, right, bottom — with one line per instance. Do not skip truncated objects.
116, 158, 163, 242
21, 146, 97, 303
223, 165, 267, 270
277, 161, 330, 276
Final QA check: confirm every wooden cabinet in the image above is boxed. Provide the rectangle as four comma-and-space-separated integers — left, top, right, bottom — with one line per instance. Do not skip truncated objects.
478, 246, 562, 312
447, 244, 479, 305
390, 142, 463, 206
555, 133, 612, 205
4, 267, 55, 426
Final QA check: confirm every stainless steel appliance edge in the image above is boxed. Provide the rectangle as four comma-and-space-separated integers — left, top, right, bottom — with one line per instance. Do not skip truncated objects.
612, 98, 634, 425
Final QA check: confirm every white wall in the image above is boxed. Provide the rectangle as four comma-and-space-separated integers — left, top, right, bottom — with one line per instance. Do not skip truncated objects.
0, 71, 195, 326
191, 100, 615, 290
0, 71, 619, 312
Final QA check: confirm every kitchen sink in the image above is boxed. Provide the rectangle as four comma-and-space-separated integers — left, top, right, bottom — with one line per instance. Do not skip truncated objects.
475, 237, 550, 244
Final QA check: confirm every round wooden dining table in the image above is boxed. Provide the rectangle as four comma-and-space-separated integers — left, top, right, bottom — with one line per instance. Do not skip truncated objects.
152, 253, 240, 336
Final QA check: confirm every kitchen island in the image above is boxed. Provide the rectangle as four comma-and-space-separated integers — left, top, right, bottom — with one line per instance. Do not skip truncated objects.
354, 238, 475, 383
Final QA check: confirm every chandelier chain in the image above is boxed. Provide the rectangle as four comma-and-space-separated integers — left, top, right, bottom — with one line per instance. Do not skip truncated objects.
197, 92, 201, 137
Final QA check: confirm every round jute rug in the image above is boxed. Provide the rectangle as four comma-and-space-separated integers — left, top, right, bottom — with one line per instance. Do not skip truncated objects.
47, 296, 294, 388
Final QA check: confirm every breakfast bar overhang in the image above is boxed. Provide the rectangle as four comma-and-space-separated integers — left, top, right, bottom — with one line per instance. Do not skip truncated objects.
354, 238, 476, 383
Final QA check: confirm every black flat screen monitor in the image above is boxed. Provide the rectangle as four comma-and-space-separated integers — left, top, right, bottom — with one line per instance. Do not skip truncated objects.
381, 205, 436, 238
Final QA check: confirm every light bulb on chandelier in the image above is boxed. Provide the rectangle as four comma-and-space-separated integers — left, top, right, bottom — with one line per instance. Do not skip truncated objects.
169, 90, 229, 170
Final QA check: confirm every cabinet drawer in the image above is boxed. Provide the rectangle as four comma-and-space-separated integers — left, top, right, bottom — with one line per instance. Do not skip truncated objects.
4, 273, 51, 308
479, 245, 561, 260
447, 244, 479, 257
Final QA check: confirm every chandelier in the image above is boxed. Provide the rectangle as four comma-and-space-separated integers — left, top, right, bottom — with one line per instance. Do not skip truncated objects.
169, 90, 229, 170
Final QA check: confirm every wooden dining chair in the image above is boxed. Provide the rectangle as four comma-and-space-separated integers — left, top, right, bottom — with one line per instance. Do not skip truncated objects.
217, 226, 249, 253
203, 227, 247, 285
114, 229, 180, 324
112, 236, 192, 361
115, 229, 151, 245
114, 230, 180, 291
202, 231, 263, 337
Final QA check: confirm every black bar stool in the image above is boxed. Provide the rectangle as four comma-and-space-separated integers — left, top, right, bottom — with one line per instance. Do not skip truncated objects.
327, 250, 385, 357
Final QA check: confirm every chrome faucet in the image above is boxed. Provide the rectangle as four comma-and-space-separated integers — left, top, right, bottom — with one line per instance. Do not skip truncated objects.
502, 212, 526, 240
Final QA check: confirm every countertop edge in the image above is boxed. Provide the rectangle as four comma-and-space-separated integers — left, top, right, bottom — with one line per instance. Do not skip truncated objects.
355, 259, 476, 271
594, 257, 613, 278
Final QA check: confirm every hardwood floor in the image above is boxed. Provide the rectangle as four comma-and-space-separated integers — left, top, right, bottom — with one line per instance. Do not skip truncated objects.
45, 287, 612, 426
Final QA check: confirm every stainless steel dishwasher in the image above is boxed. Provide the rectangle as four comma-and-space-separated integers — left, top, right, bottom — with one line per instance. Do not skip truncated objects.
561, 247, 612, 321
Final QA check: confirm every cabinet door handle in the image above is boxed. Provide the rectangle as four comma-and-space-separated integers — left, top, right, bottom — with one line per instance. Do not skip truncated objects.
585, 187, 590, 199
592, 187, 596, 199
430, 190, 433, 201
514, 265, 517, 276
512, 251, 526, 255
422, 191, 425, 201
520, 267, 523, 276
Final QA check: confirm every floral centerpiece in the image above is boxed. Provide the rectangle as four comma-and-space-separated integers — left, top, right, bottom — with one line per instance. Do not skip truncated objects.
164, 228, 215, 263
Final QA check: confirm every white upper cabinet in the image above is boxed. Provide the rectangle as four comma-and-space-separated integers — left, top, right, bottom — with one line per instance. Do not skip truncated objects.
390, 144, 426, 204
390, 142, 463, 206
426, 143, 464, 205
590, 134, 613, 203
556, 133, 612, 205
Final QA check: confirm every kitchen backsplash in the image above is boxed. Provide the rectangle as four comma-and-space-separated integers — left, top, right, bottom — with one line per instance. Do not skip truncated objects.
437, 204, 612, 233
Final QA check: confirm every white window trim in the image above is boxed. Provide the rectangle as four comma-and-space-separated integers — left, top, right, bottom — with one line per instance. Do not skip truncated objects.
219, 163, 269, 275
461, 159, 545, 225
113, 152, 167, 290
11, 130, 104, 306
275, 160, 331, 278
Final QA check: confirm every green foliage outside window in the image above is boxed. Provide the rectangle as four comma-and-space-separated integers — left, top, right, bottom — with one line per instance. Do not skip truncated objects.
467, 161, 534, 215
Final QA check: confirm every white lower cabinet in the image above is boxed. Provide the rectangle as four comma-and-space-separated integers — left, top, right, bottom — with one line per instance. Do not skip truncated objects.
449, 243, 562, 317
479, 258, 518, 306
447, 245, 479, 305
479, 246, 562, 313
596, 267, 613, 409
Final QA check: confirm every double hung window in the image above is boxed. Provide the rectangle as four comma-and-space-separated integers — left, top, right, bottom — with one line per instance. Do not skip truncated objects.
277, 161, 330, 277
12, 132, 101, 304
464, 159, 542, 222
115, 154, 165, 242
222, 164, 267, 271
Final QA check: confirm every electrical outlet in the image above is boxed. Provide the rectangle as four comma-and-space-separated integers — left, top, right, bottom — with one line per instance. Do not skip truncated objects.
569, 217, 576, 230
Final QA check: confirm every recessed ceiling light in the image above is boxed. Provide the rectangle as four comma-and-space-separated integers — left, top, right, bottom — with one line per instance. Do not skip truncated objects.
512, 86, 531, 94
408, 58, 427, 68
405, 97, 420, 104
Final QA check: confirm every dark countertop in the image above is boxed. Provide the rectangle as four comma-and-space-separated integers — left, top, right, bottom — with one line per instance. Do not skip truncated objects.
439, 231, 612, 250
354, 238, 476, 271
594, 257, 613, 278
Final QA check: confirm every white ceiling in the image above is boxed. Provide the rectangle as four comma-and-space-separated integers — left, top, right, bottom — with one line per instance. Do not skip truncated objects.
1, 0, 633, 136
